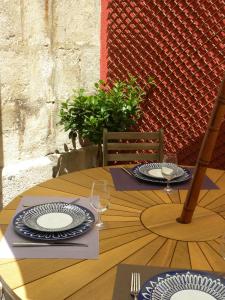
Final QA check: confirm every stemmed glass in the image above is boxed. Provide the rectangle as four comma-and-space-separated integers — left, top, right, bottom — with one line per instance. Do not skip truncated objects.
90, 180, 110, 229
161, 153, 178, 193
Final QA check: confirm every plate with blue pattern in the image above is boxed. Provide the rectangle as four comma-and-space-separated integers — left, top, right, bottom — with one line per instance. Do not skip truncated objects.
13, 203, 95, 241
132, 165, 192, 184
138, 163, 185, 179
22, 202, 86, 232
138, 270, 225, 300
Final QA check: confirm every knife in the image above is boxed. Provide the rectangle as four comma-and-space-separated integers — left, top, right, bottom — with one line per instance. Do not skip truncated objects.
22, 198, 80, 208
121, 167, 133, 176
12, 242, 88, 247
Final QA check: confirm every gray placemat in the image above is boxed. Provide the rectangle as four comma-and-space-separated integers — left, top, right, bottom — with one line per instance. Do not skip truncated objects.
0, 196, 99, 259
110, 167, 219, 191
112, 264, 218, 300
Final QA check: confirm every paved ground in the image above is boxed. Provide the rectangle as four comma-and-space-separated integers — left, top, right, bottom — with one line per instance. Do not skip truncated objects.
2, 154, 59, 207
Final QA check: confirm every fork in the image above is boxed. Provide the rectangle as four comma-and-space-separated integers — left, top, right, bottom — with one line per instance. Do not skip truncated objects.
130, 272, 141, 300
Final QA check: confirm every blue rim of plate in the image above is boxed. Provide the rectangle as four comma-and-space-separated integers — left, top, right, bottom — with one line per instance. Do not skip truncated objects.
22, 202, 87, 232
13, 203, 95, 241
138, 270, 225, 300
132, 165, 192, 185
138, 163, 184, 179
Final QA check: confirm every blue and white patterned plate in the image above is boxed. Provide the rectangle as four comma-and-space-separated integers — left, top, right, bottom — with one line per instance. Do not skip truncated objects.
138, 163, 185, 179
138, 270, 225, 300
132, 165, 192, 184
13, 203, 95, 241
22, 202, 86, 232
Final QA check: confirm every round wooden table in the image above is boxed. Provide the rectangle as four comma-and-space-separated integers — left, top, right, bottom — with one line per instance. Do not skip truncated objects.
0, 166, 225, 299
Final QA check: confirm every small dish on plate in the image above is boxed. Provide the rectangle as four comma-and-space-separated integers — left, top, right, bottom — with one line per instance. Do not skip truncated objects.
138, 163, 184, 179
22, 202, 86, 232
138, 270, 225, 300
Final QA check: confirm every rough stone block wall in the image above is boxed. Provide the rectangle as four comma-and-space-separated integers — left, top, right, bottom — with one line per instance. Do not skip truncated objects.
0, 0, 100, 204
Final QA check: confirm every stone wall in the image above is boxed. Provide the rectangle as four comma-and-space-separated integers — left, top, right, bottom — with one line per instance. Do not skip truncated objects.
0, 0, 100, 205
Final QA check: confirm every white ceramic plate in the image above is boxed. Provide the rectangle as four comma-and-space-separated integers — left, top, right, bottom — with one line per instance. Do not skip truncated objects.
22, 202, 86, 232
138, 163, 185, 179
13, 203, 95, 241
138, 270, 225, 300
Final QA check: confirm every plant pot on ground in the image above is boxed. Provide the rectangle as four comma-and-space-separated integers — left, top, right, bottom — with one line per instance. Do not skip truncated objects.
59, 76, 156, 166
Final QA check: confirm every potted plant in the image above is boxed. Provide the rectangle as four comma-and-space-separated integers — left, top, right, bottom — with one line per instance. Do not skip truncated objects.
59, 76, 156, 165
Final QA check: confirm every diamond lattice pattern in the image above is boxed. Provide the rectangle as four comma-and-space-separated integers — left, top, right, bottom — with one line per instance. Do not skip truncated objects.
106, 0, 225, 168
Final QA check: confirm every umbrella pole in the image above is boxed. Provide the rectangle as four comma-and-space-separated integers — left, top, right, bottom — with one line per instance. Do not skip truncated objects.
178, 74, 225, 224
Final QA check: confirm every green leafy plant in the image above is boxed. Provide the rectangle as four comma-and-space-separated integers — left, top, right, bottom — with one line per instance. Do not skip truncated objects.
59, 76, 156, 147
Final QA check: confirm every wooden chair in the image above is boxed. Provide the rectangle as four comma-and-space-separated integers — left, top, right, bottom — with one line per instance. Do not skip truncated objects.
0, 277, 21, 300
103, 128, 164, 166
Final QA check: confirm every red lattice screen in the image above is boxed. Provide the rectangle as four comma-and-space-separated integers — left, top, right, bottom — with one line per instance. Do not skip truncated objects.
101, 0, 225, 168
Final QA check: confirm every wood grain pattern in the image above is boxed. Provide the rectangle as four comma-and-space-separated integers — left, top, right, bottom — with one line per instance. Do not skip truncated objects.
103, 128, 164, 166
170, 241, 191, 269
188, 242, 212, 270
141, 203, 225, 241
0, 166, 224, 299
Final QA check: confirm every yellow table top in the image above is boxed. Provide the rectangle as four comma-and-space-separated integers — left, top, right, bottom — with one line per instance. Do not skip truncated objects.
0, 166, 225, 300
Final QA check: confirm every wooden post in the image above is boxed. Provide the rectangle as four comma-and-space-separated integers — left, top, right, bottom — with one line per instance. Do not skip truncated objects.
178, 74, 225, 224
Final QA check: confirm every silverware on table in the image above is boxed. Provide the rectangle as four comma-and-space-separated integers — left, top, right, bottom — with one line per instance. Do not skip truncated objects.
12, 241, 88, 247
22, 198, 80, 208
121, 167, 133, 176
130, 272, 141, 300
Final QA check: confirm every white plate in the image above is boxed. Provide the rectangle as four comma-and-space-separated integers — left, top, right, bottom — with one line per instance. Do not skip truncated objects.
22, 202, 86, 232
132, 166, 192, 185
147, 168, 164, 178
139, 270, 225, 300
138, 163, 185, 179
13, 203, 95, 241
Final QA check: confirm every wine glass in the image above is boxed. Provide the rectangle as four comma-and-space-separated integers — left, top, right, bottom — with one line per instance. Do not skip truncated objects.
161, 153, 178, 193
90, 180, 110, 229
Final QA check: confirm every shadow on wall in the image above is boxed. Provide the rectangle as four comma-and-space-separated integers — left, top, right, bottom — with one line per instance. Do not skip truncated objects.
178, 136, 203, 167
178, 120, 225, 170
52, 145, 99, 177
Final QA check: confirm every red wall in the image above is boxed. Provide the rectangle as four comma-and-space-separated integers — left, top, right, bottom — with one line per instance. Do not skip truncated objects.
101, 0, 225, 168
100, 0, 109, 82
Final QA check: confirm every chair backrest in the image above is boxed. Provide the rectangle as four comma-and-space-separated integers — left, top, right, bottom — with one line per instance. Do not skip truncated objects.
103, 128, 164, 166
0, 277, 21, 300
